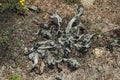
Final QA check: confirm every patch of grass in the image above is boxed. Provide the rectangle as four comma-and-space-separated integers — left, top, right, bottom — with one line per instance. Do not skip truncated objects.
0, 36, 9, 43
0, 27, 14, 44
0, 27, 15, 51
9, 74, 19, 80
0, 30, 10, 44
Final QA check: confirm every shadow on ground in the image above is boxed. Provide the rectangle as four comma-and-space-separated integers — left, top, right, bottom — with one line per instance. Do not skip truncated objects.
0, 11, 22, 66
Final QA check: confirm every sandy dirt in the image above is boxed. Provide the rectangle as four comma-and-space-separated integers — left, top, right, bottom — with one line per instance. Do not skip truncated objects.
0, 0, 120, 80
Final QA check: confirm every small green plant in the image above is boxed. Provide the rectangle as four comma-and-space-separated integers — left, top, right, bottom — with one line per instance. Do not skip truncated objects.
66, 0, 80, 4
0, 28, 13, 44
0, 31, 9, 44
10, 74, 19, 80
16, 39, 22, 46
0, 0, 28, 14
0, 36, 9, 43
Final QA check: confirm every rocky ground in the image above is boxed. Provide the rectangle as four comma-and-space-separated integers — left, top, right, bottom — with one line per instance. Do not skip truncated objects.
0, 0, 120, 80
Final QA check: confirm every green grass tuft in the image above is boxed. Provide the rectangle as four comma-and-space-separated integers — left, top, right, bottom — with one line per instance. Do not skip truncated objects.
10, 74, 19, 80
